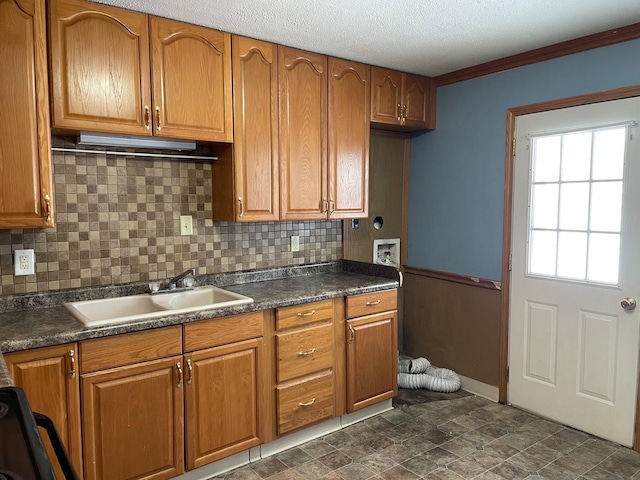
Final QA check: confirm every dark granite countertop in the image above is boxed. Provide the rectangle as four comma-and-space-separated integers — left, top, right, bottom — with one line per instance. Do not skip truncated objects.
0, 261, 398, 387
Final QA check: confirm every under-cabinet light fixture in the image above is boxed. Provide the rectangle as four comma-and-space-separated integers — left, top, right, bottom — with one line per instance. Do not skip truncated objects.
77, 132, 197, 151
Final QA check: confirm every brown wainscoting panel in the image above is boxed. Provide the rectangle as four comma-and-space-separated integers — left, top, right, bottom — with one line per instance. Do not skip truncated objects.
403, 271, 501, 387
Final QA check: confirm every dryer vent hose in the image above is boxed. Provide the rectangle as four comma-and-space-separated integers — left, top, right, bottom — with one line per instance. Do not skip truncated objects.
397, 356, 461, 393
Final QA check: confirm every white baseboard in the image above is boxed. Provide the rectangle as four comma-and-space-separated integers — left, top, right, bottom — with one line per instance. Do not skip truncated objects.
459, 375, 499, 402
341, 399, 393, 427
172, 401, 393, 479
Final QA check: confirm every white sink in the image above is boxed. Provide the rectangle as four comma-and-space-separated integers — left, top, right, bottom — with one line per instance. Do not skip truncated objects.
64, 286, 254, 327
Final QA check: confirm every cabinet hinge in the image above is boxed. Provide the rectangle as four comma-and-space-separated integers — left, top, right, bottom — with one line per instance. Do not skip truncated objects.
506, 366, 509, 381
512, 137, 516, 155
508, 254, 512, 272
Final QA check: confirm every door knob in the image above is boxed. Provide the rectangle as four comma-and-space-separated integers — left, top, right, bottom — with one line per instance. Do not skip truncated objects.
621, 297, 637, 312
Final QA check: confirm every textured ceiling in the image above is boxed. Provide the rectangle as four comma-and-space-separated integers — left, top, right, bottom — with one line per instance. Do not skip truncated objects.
92, 0, 640, 77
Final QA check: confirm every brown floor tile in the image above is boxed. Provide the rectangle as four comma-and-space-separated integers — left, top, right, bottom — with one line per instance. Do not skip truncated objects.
250, 458, 288, 478
491, 461, 530, 479
293, 459, 333, 479
421, 467, 464, 479
335, 462, 377, 480
379, 465, 420, 480
359, 452, 399, 474
300, 440, 337, 459
400, 453, 439, 476
276, 447, 314, 468
318, 450, 352, 470
447, 456, 489, 479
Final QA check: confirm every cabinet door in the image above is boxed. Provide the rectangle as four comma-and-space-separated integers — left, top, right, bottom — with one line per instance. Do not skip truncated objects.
184, 338, 263, 469
231, 35, 279, 221
278, 46, 328, 220
0, 0, 54, 229
150, 18, 232, 142
402, 73, 430, 129
328, 58, 370, 219
5, 343, 83, 479
81, 356, 184, 480
346, 311, 398, 412
370, 67, 403, 126
49, 0, 151, 135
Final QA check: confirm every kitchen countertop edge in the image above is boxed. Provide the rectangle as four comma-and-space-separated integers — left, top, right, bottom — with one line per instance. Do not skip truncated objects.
0, 265, 399, 387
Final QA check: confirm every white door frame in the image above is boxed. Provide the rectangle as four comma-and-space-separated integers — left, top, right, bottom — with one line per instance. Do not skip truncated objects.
499, 85, 640, 450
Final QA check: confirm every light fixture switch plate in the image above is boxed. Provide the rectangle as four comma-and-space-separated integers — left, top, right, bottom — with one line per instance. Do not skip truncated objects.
14, 249, 35, 276
291, 235, 300, 252
180, 215, 193, 235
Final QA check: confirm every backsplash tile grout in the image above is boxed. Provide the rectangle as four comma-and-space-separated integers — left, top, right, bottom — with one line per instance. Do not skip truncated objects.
0, 139, 342, 295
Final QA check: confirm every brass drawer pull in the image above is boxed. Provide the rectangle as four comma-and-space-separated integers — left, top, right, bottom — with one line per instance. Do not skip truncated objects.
44, 194, 51, 224
144, 105, 150, 130
298, 397, 317, 407
186, 359, 193, 385
238, 196, 244, 218
68, 349, 76, 379
366, 300, 381, 306
297, 348, 316, 357
176, 362, 183, 388
155, 106, 162, 132
296, 310, 316, 318
348, 323, 355, 344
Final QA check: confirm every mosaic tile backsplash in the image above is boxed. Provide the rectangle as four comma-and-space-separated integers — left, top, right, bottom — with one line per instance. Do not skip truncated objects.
0, 140, 342, 295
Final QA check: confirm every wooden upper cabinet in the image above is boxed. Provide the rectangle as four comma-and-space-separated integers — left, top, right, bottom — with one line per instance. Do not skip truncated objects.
5, 344, 83, 479
49, 0, 151, 135
213, 36, 278, 221
49, 0, 233, 142
370, 66, 435, 131
150, 18, 232, 142
370, 67, 403, 126
0, 0, 54, 229
278, 46, 328, 220
328, 58, 370, 219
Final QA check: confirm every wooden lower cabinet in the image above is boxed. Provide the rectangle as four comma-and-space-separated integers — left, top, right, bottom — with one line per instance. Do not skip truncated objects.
184, 338, 263, 469
5, 343, 83, 479
346, 291, 398, 413
81, 356, 185, 480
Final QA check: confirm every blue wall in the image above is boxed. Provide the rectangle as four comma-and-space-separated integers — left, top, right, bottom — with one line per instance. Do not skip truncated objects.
408, 39, 640, 281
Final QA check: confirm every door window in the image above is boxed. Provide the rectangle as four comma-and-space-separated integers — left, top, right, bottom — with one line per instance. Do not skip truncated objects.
527, 124, 630, 285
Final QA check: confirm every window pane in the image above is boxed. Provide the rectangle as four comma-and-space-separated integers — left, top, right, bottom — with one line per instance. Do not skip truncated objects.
531, 184, 559, 229
533, 136, 561, 182
561, 131, 592, 181
529, 230, 557, 276
590, 181, 623, 233
587, 233, 620, 284
593, 127, 626, 180
557, 232, 587, 280
559, 182, 589, 231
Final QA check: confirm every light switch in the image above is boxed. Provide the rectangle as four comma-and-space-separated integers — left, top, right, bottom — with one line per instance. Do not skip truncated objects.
180, 215, 193, 235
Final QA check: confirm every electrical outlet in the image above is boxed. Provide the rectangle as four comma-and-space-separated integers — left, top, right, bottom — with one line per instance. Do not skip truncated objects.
14, 249, 35, 276
180, 215, 193, 235
291, 235, 300, 252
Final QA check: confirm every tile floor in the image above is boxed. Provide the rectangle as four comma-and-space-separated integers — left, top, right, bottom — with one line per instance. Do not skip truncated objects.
212, 391, 640, 479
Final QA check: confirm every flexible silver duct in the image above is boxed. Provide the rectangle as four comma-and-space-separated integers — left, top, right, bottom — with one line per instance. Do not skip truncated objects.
397, 356, 461, 393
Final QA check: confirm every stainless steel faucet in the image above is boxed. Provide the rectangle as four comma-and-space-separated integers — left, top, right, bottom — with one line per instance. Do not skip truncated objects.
169, 268, 196, 289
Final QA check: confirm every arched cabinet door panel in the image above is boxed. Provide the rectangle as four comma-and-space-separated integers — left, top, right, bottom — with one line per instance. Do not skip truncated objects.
150, 18, 232, 142
49, 0, 151, 135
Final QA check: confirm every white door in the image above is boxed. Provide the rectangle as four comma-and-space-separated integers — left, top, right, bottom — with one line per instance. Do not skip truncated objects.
509, 97, 640, 446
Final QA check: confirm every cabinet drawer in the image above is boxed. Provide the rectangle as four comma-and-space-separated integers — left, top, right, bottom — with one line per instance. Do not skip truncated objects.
277, 372, 334, 435
346, 289, 397, 318
276, 299, 333, 330
277, 323, 333, 382
183, 312, 263, 352
80, 326, 182, 373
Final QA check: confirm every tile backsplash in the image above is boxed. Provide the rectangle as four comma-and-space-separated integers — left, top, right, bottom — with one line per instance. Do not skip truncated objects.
0, 140, 342, 295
